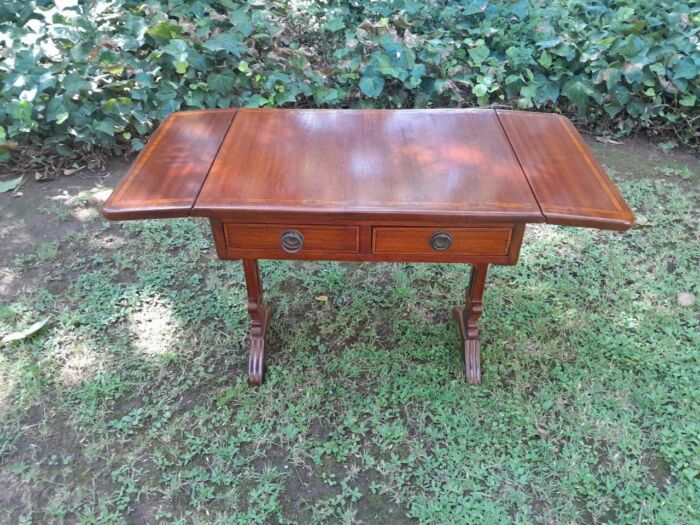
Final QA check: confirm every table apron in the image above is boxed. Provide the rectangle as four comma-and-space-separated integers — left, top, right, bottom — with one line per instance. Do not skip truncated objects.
210, 220, 525, 265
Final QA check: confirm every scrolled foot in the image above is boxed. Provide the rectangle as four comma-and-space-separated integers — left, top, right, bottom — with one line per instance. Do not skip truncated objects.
464, 339, 481, 385
453, 306, 482, 385
247, 304, 273, 387
248, 336, 266, 386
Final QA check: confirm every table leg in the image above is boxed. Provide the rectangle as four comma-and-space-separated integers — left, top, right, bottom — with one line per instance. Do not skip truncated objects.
453, 263, 488, 385
242, 259, 273, 386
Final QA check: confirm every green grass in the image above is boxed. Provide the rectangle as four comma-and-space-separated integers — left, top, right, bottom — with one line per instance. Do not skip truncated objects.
0, 165, 698, 524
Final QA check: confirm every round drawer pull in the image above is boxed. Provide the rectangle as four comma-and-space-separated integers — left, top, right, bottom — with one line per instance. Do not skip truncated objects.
280, 229, 304, 253
430, 231, 453, 251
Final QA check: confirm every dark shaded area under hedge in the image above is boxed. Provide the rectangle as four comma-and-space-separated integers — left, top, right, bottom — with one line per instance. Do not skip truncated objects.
0, 0, 698, 163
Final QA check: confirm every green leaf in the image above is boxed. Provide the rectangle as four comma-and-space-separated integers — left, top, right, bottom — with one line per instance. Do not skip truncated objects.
622, 61, 648, 84
94, 120, 116, 136
229, 8, 254, 37
56, 144, 73, 156
376, 55, 402, 78
463, 0, 488, 16
549, 42, 574, 61
162, 39, 188, 60
11, 100, 33, 124
373, 47, 413, 80
0, 126, 5, 143
609, 84, 632, 105
595, 68, 622, 90
520, 83, 537, 100
613, 35, 646, 60
473, 84, 488, 97
146, 21, 182, 41
536, 38, 561, 49
412, 64, 426, 79
468, 45, 490, 66
204, 33, 246, 56
603, 101, 625, 117
314, 87, 344, 105
242, 94, 266, 107
533, 74, 560, 105
62, 74, 91, 97
324, 17, 345, 32
405, 63, 426, 88
679, 94, 696, 107
562, 77, 596, 108
0, 175, 23, 193
509, 0, 530, 19
207, 72, 236, 93
359, 76, 384, 97
538, 52, 552, 69
625, 100, 646, 117
238, 61, 251, 74
673, 58, 696, 80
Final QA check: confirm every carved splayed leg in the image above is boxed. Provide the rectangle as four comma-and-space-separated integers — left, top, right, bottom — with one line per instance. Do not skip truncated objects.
242, 259, 273, 386
453, 263, 488, 385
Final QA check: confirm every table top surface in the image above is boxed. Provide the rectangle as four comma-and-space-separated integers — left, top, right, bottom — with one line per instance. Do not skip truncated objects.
103, 108, 633, 230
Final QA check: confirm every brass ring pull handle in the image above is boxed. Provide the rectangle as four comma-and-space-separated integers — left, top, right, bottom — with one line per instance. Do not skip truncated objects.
280, 229, 304, 253
430, 231, 453, 251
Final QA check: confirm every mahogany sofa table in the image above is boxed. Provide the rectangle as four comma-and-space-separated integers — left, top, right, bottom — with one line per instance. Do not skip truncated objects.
103, 108, 633, 386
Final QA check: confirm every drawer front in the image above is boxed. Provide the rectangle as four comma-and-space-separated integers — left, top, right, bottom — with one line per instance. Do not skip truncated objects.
373, 227, 512, 256
224, 223, 359, 254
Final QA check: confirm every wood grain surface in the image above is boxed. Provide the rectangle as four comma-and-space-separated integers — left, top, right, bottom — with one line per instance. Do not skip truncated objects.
103, 108, 633, 230
192, 109, 544, 224
224, 223, 359, 254
497, 110, 634, 230
102, 109, 236, 220
372, 227, 512, 256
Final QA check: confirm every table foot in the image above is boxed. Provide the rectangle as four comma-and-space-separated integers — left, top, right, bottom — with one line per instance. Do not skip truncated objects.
248, 304, 273, 386
242, 259, 274, 386
453, 263, 488, 385
453, 307, 482, 385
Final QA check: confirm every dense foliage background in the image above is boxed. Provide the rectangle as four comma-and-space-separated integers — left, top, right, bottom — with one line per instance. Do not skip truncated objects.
0, 0, 698, 163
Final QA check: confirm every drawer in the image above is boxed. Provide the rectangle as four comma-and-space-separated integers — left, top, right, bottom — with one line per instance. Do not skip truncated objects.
223, 223, 359, 254
372, 227, 512, 256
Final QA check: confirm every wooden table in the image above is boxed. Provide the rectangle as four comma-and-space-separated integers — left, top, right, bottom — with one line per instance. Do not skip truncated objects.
103, 108, 633, 385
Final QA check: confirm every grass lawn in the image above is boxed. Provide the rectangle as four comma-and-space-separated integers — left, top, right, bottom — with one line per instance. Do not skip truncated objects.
0, 138, 698, 524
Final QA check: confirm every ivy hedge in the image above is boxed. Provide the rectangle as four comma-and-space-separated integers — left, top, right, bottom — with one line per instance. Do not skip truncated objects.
0, 0, 698, 163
